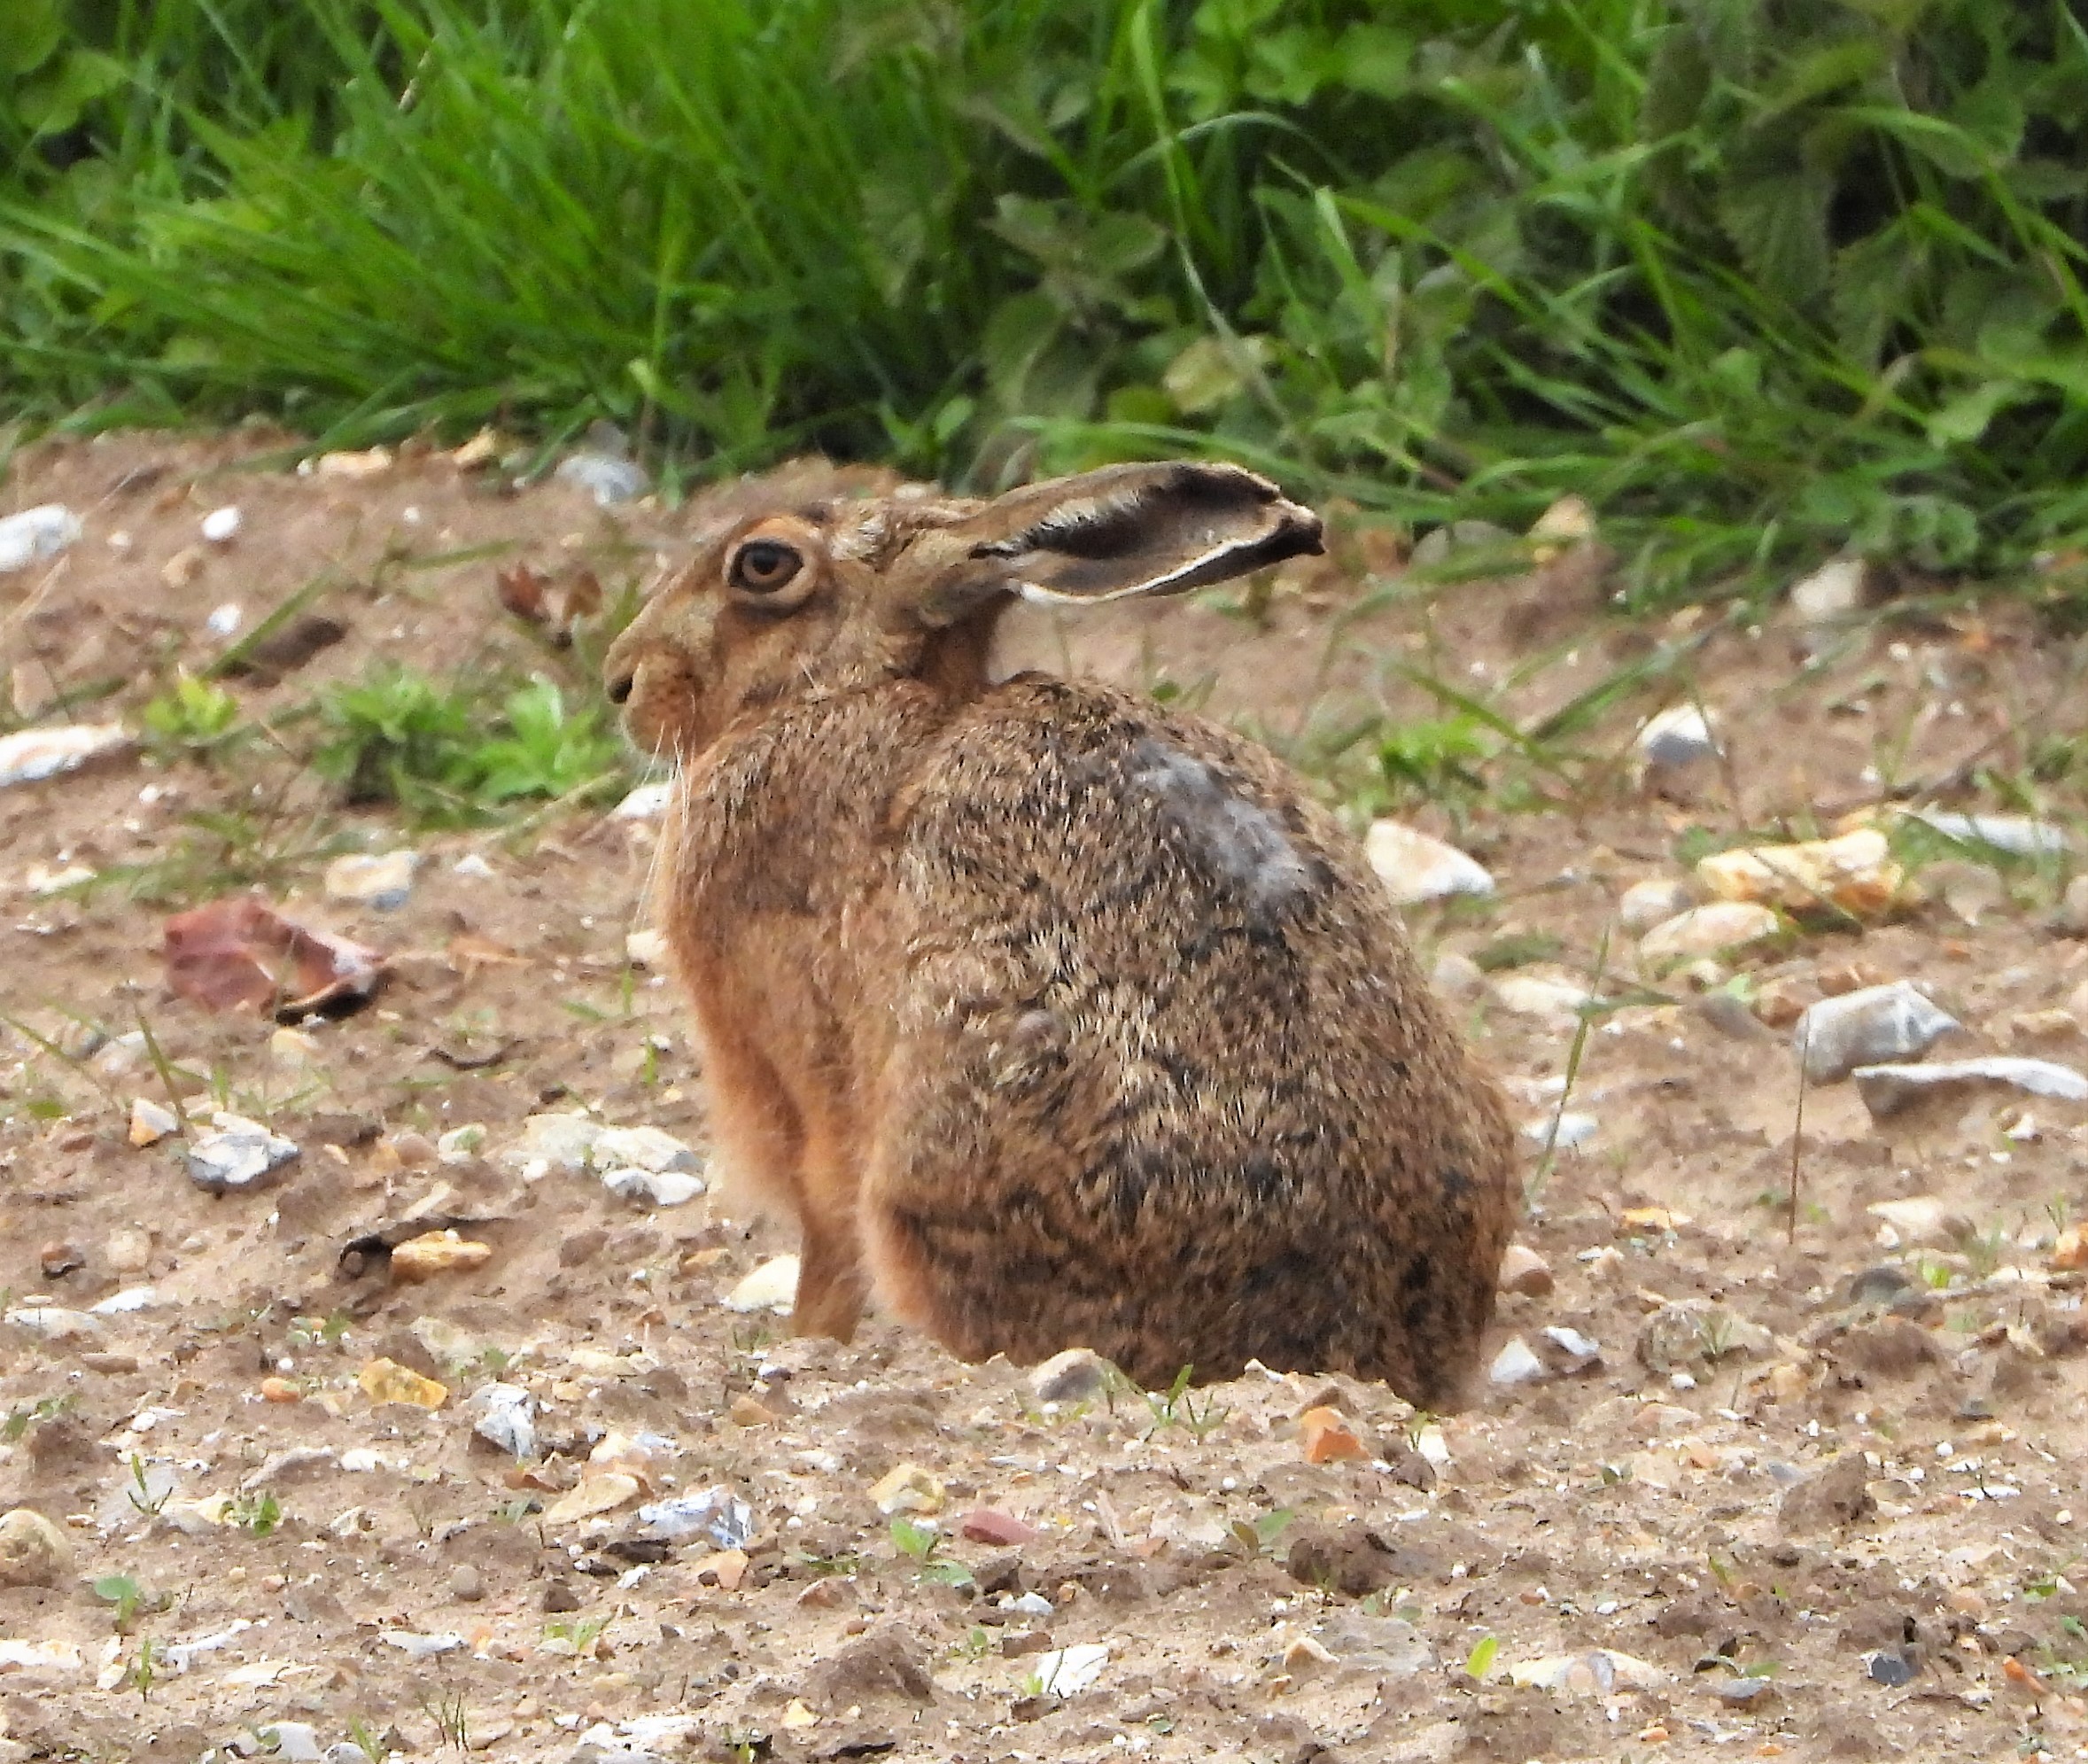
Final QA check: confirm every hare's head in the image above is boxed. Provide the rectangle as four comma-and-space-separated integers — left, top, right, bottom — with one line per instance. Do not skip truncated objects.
603, 462, 1322, 761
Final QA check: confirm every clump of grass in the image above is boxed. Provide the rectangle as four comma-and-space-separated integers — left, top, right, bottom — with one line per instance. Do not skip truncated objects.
0, 1, 2084, 601
311, 667, 628, 825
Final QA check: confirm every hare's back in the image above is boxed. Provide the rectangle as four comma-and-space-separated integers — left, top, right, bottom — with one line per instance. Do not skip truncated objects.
873, 676, 1515, 1400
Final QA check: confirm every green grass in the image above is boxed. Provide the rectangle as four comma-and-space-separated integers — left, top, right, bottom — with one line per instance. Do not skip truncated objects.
3, 0, 2087, 602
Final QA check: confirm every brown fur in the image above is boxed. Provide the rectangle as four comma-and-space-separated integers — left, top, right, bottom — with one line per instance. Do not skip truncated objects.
604, 462, 1517, 1407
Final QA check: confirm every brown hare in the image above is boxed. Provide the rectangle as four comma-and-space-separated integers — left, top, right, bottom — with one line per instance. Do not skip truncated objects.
604, 462, 1517, 1407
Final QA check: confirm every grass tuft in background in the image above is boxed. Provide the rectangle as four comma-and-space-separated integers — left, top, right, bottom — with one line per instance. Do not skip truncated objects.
4, 0, 2088, 602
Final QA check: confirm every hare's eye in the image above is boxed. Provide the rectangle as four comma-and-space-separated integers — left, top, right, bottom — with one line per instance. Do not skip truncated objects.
730, 540, 803, 594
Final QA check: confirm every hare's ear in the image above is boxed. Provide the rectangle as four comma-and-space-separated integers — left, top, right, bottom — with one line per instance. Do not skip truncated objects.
914, 462, 1322, 625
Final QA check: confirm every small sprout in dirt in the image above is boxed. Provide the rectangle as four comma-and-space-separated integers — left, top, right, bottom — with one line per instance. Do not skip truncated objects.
544, 1616, 607, 1651
956, 1625, 994, 1662
229, 1490, 282, 1536
93, 1574, 145, 1632
1229, 1507, 1295, 1558
126, 1636, 161, 1703
419, 1688, 470, 1754
285, 1311, 353, 1351
346, 1718, 386, 1764
1463, 1634, 1498, 1681
143, 673, 248, 762
494, 1497, 540, 1526
890, 1517, 974, 1589
1142, 1364, 1225, 1440
1599, 1461, 1634, 1487
1694, 1309, 1737, 1362
126, 1453, 170, 1517
3, 1391, 77, 1442
1965, 1223, 2010, 1279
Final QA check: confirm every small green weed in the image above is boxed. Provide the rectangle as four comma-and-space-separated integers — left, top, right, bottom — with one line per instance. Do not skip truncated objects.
142, 674, 248, 763
2, 1391, 76, 1442
311, 667, 627, 825
228, 1490, 282, 1536
890, 1516, 974, 1589
1142, 1365, 1230, 1442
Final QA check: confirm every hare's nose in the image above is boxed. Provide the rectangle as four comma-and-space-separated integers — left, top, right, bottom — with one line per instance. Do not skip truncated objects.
606, 668, 634, 705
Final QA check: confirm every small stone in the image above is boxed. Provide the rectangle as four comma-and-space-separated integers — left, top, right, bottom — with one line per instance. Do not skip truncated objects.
1300, 1406, 1368, 1464
449, 1565, 485, 1603
391, 1130, 438, 1167
723, 1255, 799, 1314
260, 1377, 302, 1403
1635, 1301, 1774, 1372
1864, 1649, 1917, 1687
959, 1508, 1040, 1546
186, 1112, 299, 1193
2053, 1227, 2088, 1272
313, 447, 392, 478
1489, 1336, 1548, 1386
1507, 1649, 1666, 1695
105, 1228, 151, 1273
356, 1357, 448, 1409
1429, 951, 1486, 1000
612, 781, 673, 820
1364, 821, 1494, 905
540, 1580, 581, 1612
1497, 1243, 1554, 1296
1025, 1642, 1108, 1698
323, 850, 418, 910
728, 1394, 777, 1426
1490, 972, 1591, 1024
199, 506, 242, 544
0, 505, 82, 574
437, 1123, 486, 1162
1788, 556, 1868, 622
1618, 876, 1695, 934
501, 1112, 602, 1177
1794, 981, 1959, 1083
265, 1722, 323, 1763
1636, 703, 1719, 773
0, 721, 133, 789
1865, 1195, 1968, 1247
1029, 1347, 1108, 1404
1638, 901, 1781, 964
543, 1473, 642, 1527
593, 1124, 700, 1173
602, 1166, 704, 1208
626, 929, 670, 967
1855, 1055, 2088, 1120
2061, 874, 2088, 936
269, 1026, 321, 1071
637, 1485, 754, 1549
128, 1098, 178, 1146
555, 451, 650, 506
389, 1230, 493, 1282
1696, 828, 1902, 917
161, 545, 206, 588
1925, 859, 2007, 926
469, 1382, 535, 1458
1410, 519, 1512, 566
0, 1510, 73, 1587
1907, 809, 2069, 859
1777, 1453, 1875, 1534
1522, 1110, 1596, 1151
4, 1306, 104, 1344
37, 1241, 82, 1278
1528, 494, 1595, 558
868, 1463, 946, 1516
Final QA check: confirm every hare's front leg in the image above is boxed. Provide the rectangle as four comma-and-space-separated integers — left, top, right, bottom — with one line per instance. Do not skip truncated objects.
689, 1012, 869, 1343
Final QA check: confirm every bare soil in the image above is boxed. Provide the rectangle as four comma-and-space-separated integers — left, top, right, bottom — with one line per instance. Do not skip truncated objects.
4, 431, 2088, 1763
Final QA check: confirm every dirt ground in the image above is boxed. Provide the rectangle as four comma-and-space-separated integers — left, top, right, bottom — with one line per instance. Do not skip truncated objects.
4, 431, 2088, 1763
